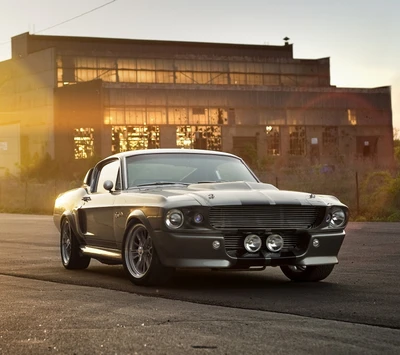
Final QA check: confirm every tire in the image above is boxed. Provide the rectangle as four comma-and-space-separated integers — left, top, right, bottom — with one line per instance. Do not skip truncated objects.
122, 223, 174, 286
60, 218, 90, 270
280, 264, 335, 282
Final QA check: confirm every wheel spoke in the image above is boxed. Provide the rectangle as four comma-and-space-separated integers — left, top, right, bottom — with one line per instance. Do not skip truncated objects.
144, 256, 151, 270
137, 230, 146, 245
130, 250, 140, 259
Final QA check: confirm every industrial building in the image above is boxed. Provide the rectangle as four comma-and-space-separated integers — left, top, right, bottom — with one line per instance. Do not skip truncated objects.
0, 32, 394, 176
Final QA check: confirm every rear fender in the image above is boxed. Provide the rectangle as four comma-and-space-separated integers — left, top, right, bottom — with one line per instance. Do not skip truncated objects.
60, 211, 86, 244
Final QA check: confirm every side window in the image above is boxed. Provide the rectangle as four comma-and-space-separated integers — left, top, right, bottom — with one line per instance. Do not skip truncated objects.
95, 160, 120, 193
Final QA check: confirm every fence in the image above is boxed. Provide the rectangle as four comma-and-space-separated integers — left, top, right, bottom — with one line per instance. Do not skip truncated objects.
256, 167, 399, 221
0, 180, 73, 214
0, 169, 399, 220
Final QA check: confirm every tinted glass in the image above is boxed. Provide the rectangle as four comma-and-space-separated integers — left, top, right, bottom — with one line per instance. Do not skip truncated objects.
126, 153, 258, 187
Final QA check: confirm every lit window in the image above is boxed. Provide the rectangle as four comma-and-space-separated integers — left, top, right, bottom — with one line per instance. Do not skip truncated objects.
191, 108, 208, 124
74, 128, 94, 159
266, 126, 280, 155
209, 73, 228, 85
176, 126, 221, 150
209, 108, 228, 125
168, 108, 188, 125
112, 126, 160, 153
175, 72, 194, 84
137, 71, 156, 83
230, 73, 246, 85
348, 109, 357, 125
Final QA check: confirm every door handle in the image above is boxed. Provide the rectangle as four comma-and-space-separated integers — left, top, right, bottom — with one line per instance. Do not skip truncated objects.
82, 196, 91, 202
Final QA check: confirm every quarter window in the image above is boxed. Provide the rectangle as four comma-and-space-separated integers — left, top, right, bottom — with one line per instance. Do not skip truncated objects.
95, 160, 120, 193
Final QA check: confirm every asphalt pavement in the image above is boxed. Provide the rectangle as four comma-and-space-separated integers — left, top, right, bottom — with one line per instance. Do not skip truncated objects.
0, 214, 399, 354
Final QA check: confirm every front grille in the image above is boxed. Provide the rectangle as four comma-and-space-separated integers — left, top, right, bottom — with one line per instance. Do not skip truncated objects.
224, 234, 308, 252
209, 205, 324, 230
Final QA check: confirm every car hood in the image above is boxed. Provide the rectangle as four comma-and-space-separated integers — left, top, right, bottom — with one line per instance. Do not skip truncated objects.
132, 181, 343, 207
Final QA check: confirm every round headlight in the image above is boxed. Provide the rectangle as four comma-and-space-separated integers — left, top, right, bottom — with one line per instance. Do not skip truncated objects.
266, 234, 284, 252
329, 208, 346, 228
244, 234, 262, 253
165, 209, 184, 229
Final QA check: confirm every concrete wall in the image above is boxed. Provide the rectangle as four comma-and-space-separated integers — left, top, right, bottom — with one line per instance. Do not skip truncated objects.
53, 80, 103, 162
0, 47, 57, 171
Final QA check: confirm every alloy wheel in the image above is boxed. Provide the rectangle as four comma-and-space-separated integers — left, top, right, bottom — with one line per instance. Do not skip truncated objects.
61, 221, 72, 265
125, 225, 153, 278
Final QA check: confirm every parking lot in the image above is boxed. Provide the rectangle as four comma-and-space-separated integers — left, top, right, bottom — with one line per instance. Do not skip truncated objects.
0, 214, 399, 354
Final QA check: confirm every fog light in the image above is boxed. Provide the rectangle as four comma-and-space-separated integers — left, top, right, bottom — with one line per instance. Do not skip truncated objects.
212, 240, 220, 250
266, 234, 284, 252
244, 234, 262, 253
193, 213, 204, 224
313, 238, 320, 248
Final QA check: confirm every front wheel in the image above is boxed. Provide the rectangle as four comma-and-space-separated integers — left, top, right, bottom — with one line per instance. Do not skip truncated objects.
280, 264, 335, 282
122, 223, 174, 286
60, 219, 90, 270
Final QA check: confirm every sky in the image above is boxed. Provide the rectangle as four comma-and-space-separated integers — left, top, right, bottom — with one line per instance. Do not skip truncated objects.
0, 0, 399, 131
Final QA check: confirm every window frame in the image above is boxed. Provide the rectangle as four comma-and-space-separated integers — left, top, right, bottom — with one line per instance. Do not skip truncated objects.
91, 158, 121, 193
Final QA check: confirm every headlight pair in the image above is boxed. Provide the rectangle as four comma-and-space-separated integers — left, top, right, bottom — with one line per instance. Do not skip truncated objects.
165, 209, 204, 229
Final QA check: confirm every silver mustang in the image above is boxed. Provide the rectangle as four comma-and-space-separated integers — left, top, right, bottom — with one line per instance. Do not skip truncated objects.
53, 149, 349, 286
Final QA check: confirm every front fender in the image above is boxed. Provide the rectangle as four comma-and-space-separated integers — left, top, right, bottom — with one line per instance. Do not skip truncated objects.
125, 209, 154, 233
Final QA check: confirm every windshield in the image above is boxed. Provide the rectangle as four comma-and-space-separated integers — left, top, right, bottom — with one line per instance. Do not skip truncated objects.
125, 153, 258, 188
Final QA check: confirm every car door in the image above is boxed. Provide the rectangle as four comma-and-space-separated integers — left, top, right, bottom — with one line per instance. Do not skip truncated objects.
79, 158, 120, 249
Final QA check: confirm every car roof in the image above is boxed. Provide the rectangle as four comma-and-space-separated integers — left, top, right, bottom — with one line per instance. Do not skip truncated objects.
109, 149, 240, 160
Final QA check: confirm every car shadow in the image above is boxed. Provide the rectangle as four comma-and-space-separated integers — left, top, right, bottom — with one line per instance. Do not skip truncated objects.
83, 263, 345, 295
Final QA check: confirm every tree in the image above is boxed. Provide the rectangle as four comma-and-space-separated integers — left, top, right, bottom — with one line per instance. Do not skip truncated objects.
394, 128, 400, 166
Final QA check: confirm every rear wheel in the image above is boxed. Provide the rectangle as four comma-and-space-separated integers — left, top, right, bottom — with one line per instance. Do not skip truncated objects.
60, 219, 90, 270
122, 223, 174, 286
280, 264, 334, 282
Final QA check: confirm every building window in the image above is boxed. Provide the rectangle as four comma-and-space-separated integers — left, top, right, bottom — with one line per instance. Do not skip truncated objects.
176, 126, 221, 150
191, 108, 207, 124
322, 126, 338, 156
348, 109, 357, 125
104, 108, 166, 125
209, 108, 228, 125
356, 136, 378, 158
266, 126, 280, 155
57, 55, 324, 88
112, 126, 160, 153
289, 126, 306, 155
74, 128, 94, 159
168, 108, 188, 125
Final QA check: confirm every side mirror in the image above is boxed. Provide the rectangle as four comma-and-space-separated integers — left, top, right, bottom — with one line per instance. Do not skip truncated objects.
103, 180, 114, 192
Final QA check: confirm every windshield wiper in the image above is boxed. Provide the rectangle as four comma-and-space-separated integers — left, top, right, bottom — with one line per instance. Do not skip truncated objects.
135, 181, 190, 187
196, 180, 228, 184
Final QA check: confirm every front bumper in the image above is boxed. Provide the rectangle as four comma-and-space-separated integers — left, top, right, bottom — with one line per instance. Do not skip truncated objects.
153, 230, 346, 269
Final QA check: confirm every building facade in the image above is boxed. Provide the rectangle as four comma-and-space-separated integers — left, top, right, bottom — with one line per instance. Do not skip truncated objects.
0, 32, 394, 176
